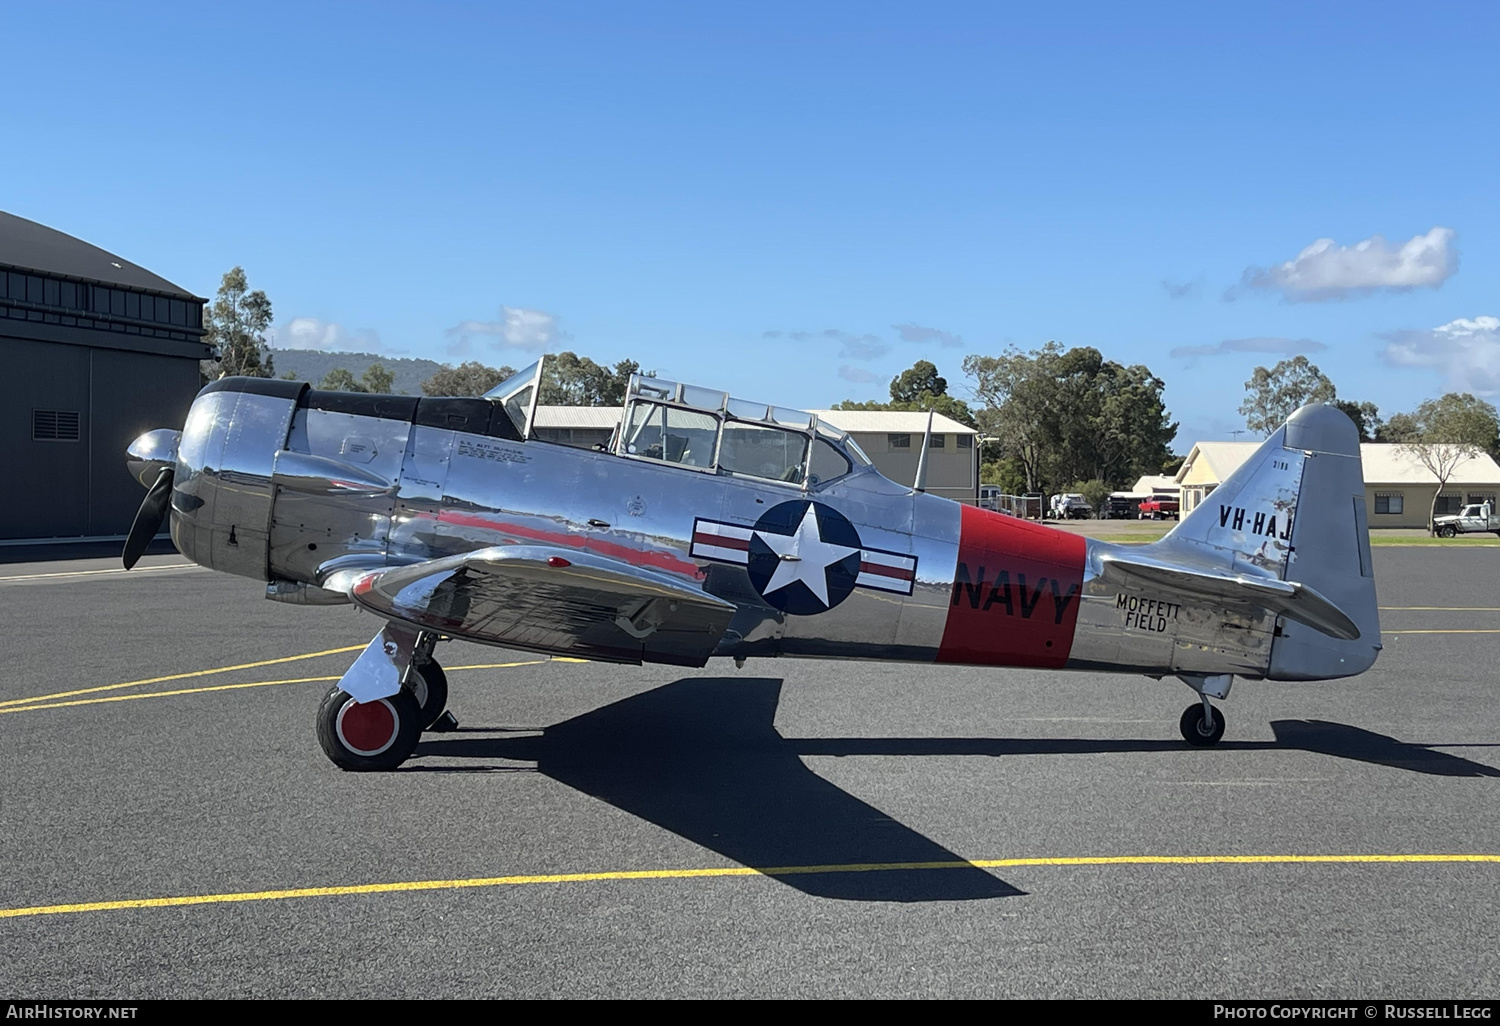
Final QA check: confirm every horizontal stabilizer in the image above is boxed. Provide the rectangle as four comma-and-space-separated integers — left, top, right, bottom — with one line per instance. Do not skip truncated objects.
1098, 551, 1361, 641
348, 545, 737, 666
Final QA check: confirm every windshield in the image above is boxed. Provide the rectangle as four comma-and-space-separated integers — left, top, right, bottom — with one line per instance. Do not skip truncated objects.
483, 359, 544, 437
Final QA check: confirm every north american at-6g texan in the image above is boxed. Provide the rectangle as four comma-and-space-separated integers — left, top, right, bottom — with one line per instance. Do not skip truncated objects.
123, 360, 1380, 771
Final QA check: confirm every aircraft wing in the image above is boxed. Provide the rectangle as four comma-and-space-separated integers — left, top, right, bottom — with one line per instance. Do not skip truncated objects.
343, 545, 737, 666
1097, 551, 1361, 641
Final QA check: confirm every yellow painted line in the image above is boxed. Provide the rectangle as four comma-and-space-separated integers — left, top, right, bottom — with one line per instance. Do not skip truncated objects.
0, 676, 343, 714
1374, 600, 1500, 609
1383, 629, 1500, 634
2, 854, 1495, 920
0, 564, 199, 583
0, 645, 366, 709
0, 661, 550, 714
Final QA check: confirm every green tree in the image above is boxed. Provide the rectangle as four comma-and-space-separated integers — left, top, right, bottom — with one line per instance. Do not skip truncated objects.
1390, 393, 1500, 534
1332, 399, 1381, 442
320, 367, 363, 392
964, 343, 1175, 494
360, 362, 395, 394
964, 343, 1065, 493
890, 360, 946, 403
1238, 356, 1336, 436
1376, 412, 1421, 443
421, 361, 516, 397
539, 352, 640, 406
832, 360, 978, 428
201, 266, 274, 383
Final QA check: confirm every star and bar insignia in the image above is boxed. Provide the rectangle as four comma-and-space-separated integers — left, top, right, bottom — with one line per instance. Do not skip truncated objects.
690, 500, 917, 615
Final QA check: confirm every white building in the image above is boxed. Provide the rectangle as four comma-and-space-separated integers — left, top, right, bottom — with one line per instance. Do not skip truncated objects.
1176, 441, 1500, 528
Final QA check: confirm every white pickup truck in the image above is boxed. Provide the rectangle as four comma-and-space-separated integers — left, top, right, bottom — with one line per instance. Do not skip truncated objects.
1433, 502, 1500, 538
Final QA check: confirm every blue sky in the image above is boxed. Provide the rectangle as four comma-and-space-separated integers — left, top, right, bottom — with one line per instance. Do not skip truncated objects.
4, 2, 1496, 449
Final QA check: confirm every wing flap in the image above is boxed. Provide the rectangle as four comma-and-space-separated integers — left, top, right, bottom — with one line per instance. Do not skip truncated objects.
348, 545, 735, 666
1098, 552, 1360, 641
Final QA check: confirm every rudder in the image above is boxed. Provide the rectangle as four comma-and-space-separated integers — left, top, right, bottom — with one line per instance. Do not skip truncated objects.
1154, 404, 1380, 680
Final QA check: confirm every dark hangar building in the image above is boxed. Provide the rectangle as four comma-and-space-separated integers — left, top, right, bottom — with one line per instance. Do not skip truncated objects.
1, 211, 211, 541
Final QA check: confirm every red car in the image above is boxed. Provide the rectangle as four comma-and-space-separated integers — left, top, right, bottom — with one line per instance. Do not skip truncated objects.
1138, 496, 1180, 520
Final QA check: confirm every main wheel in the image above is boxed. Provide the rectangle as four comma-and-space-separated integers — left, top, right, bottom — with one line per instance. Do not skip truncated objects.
408, 658, 449, 730
316, 686, 423, 771
1437, 525, 1457, 538
1179, 703, 1226, 747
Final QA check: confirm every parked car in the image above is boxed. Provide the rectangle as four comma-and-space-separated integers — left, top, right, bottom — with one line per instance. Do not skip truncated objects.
1048, 493, 1093, 520
1137, 496, 1180, 520
1102, 494, 1141, 520
978, 485, 1002, 511
1433, 502, 1500, 538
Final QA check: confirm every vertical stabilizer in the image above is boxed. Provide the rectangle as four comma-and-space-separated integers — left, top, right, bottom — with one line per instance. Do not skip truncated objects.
1152, 404, 1380, 680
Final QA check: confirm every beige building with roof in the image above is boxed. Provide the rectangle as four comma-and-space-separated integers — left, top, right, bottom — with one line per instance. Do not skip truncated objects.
809, 409, 979, 503
1176, 441, 1500, 529
533, 405, 980, 503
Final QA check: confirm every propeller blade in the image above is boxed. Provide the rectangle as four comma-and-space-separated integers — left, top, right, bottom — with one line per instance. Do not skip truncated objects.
123, 467, 175, 569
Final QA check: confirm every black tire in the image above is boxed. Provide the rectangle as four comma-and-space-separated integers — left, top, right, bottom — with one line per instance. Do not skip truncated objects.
1179, 703, 1226, 747
1437, 525, 1457, 538
409, 657, 449, 730
316, 686, 423, 771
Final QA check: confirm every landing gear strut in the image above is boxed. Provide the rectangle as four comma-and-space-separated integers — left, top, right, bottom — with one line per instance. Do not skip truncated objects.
1179, 697, 1226, 747
408, 633, 455, 731
1176, 673, 1231, 747
317, 627, 456, 770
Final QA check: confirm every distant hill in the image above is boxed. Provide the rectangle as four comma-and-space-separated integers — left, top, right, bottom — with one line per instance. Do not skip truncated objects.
269, 349, 449, 395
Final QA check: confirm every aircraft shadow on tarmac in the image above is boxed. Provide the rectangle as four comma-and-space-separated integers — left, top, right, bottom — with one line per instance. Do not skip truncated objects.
415, 676, 1023, 902
414, 677, 1499, 902
796, 720, 1500, 778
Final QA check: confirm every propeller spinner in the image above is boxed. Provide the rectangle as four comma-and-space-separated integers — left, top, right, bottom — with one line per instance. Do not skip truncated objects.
123, 429, 181, 569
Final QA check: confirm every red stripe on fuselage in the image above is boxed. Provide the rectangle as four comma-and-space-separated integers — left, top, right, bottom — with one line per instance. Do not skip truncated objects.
936, 506, 1087, 669
694, 532, 750, 551
859, 561, 914, 581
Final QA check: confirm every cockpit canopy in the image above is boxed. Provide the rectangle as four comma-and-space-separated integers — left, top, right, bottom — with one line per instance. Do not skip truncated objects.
616, 374, 871, 487
484, 361, 871, 489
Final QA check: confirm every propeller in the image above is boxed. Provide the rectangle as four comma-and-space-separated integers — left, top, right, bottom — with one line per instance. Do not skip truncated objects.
122, 466, 174, 569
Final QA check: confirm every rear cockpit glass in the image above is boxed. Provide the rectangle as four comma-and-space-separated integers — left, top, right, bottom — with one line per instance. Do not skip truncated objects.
624, 402, 718, 469
808, 438, 852, 486
614, 373, 867, 484
719, 421, 809, 483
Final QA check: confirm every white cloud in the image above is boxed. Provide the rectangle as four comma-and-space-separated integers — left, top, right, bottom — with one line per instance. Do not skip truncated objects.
838, 364, 879, 384
1161, 279, 1196, 299
269, 317, 391, 353
1233, 227, 1457, 302
764, 328, 889, 361
1381, 316, 1500, 396
446, 305, 565, 355
892, 322, 963, 348
1170, 336, 1327, 360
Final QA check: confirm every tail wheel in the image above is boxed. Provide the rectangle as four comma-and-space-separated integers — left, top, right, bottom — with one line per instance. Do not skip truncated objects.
409, 658, 449, 730
316, 686, 423, 771
1179, 703, 1226, 747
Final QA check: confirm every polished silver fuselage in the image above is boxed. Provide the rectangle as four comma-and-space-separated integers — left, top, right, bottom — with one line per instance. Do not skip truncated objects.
155, 381, 1369, 680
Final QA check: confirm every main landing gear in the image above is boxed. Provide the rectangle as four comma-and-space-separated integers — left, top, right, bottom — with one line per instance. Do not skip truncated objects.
316, 629, 457, 772
1177, 673, 1231, 747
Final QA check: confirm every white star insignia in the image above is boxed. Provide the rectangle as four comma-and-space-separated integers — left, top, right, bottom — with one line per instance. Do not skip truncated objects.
754, 505, 859, 608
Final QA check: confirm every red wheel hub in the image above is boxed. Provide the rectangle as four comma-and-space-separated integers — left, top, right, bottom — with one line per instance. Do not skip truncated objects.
336, 698, 399, 756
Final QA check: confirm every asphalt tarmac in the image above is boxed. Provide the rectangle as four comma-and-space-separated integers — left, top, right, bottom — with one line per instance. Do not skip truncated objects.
1, 547, 1497, 998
